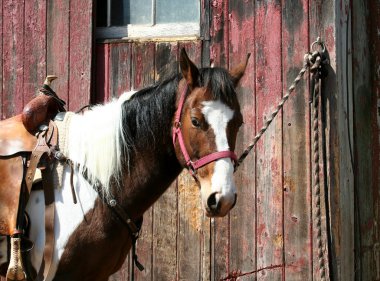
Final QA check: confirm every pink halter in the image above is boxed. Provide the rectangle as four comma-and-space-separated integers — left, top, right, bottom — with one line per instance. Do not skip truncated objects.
172, 84, 237, 175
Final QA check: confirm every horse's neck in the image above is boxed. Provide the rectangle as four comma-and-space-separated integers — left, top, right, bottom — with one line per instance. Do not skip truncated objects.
118, 144, 183, 220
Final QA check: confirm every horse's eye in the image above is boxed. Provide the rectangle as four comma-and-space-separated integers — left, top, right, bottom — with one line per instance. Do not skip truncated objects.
191, 117, 201, 128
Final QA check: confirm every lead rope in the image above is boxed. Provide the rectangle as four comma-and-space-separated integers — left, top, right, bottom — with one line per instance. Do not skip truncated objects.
234, 38, 328, 170
311, 50, 329, 281
223, 38, 329, 281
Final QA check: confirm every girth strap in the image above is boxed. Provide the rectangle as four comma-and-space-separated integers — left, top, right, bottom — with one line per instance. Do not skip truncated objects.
35, 168, 55, 281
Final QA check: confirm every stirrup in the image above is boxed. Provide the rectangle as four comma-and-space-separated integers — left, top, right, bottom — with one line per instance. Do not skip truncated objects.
6, 236, 27, 281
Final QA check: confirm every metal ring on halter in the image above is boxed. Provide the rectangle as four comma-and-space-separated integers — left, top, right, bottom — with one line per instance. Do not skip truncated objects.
311, 37, 326, 53
174, 121, 182, 128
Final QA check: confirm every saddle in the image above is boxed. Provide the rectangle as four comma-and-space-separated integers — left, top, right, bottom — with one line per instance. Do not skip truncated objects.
0, 76, 65, 281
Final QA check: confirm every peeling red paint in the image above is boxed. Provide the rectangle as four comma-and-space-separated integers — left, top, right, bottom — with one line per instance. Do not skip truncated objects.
324, 25, 336, 58
229, 12, 254, 54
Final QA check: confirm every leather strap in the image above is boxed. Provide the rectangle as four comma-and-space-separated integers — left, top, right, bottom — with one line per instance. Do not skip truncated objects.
23, 121, 58, 281
91, 182, 144, 275
35, 167, 55, 281
25, 121, 58, 196
25, 132, 50, 196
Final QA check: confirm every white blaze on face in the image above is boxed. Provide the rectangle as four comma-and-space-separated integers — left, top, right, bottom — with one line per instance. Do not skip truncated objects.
201, 100, 236, 202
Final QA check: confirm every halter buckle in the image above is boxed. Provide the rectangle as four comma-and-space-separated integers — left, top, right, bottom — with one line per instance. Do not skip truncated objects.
174, 121, 181, 128
188, 161, 197, 176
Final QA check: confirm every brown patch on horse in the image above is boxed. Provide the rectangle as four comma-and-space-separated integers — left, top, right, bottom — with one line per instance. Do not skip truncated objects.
53, 199, 132, 281
55, 150, 183, 280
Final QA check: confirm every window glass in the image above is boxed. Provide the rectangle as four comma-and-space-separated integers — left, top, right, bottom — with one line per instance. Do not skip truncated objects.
96, 0, 200, 38
126, 0, 152, 25
156, 0, 199, 24
96, 0, 107, 27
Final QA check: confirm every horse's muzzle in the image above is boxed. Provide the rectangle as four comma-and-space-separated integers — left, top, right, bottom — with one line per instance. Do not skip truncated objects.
205, 192, 237, 217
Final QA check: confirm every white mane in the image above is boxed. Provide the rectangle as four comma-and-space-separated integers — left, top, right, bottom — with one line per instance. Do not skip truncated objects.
66, 91, 136, 198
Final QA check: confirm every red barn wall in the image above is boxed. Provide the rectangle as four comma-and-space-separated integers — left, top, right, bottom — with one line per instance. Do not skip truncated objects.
1, 0, 379, 280
0, 0, 93, 119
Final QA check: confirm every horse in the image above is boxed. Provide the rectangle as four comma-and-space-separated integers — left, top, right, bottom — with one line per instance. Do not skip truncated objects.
0, 49, 248, 281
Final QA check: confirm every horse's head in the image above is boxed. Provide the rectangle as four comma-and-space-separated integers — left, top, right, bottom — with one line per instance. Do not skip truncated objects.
173, 49, 249, 217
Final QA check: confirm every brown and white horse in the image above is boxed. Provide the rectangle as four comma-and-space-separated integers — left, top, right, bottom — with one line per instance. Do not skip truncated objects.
10, 49, 247, 280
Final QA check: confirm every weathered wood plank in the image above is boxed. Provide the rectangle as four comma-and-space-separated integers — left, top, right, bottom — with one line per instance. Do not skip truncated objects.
0, 0, 3, 119
23, 0, 46, 103
200, 0, 210, 66
177, 41, 207, 281
47, 0, 69, 107
254, 1, 284, 280
152, 42, 178, 281
131, 42, 156, 281
68, 0, 93, 110
209, 1, 230, 280
368, 1, 380, 279
95, 44, 110, 103
352, 1, 378, 280
282, 1, 312, 280
2, 0, 24, 117
227, 0, 256, 280
209, 0, 228, 67
132, 43, 155, 91
110, 43, 132, 98
310, 0, 340, 280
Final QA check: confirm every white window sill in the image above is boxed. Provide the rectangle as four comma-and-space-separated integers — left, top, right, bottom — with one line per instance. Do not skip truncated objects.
96, 22, 200, 40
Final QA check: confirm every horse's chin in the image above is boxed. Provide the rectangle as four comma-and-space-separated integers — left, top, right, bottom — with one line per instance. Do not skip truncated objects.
204, 207, 232, 218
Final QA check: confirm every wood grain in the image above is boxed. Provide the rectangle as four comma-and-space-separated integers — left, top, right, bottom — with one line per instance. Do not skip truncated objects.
282, 0, 312, 280
310, 0, 338, 280
152, 42, 178, 281
2, 0, 24, 117
131, 42, 155, 281
0, 0, 3, 119
110, 43, 132, 98
254, 1, 284, 280
228, 0, 256, 280
23, 0, 46, 104
68, 0, 93, 110
47, 0, 70, 107
352, 0, 378, 280
177, 41, 206, 281
368, 1, 380, 279
209, 1, 230, 280
95, 44, 110, 103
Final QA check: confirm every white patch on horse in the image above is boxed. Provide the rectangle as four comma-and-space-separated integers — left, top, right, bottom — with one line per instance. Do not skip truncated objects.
24, 93, 138, 279
119, 90, 137, 104
26, 167, 98, 280
66, 97, 130, 199
201, 100, 236, 200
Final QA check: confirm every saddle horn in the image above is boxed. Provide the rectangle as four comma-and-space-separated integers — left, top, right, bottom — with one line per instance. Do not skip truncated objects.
43, 75, 58, 87
21, 74, 65, 133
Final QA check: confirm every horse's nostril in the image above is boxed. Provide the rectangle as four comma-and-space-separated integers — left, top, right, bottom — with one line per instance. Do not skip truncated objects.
207, 192, 220, 211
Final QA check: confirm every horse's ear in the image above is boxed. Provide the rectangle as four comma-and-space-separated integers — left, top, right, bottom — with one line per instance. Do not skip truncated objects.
230, 53, 251, 87
180, 48, 200, 89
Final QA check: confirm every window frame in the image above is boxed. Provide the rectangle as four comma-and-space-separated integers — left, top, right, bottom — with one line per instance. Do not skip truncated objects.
96, 0, 201, 40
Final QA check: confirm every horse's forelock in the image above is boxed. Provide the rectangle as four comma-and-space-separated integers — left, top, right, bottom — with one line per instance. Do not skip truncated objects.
199, 67, 237, 106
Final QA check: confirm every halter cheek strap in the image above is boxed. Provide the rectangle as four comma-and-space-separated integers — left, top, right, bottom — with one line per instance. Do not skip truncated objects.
172, 84, 237, 175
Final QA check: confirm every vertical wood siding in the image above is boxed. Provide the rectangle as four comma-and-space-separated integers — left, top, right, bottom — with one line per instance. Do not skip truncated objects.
1, 0, 380, 280
0, 0, 93, 120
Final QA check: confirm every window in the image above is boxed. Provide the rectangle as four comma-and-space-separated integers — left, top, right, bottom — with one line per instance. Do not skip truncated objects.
96, 0, 200, 39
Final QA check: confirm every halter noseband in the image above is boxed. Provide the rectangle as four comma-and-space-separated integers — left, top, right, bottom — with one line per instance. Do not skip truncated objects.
172, 84, 237, 176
